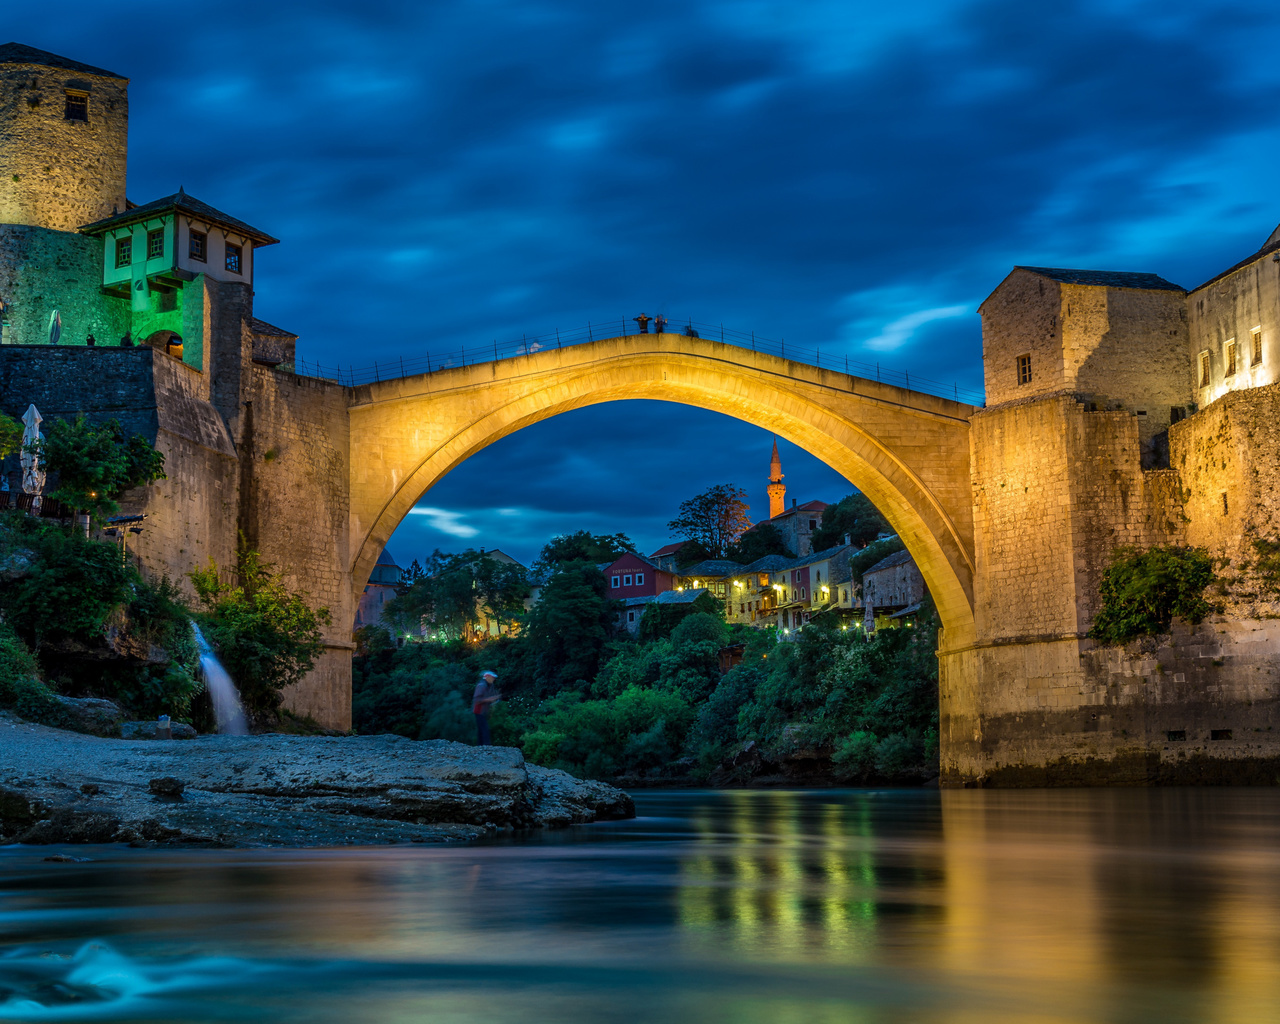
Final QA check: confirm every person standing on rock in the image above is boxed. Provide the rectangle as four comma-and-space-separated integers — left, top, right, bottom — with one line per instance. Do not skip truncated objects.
472, 670, 501, 746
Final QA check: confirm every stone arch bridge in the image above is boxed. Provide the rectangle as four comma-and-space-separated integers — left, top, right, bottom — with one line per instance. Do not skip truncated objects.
342, 332, 978, 653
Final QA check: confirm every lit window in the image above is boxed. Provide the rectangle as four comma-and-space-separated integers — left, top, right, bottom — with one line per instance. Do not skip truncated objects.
189, 230, 207, 262
635, 573, 643, 586
64, 92, 88, 122
1253, 328, 1263, 366
1199, 351, 1211, 388
115, 236, 132, 267
610, 576, 620, 588
623, 574, 632, 586
1017, 353, 1032, 385
1226, 341, 1237, 377
225, 243, 242, 275
147, 229, 164, 260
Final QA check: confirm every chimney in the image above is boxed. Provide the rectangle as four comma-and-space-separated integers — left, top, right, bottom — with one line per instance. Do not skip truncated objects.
843, 533, 850, 546
792, 498, 797, 508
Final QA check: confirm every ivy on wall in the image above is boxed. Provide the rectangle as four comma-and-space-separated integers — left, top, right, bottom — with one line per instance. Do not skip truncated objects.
1089, 546, 1216, 645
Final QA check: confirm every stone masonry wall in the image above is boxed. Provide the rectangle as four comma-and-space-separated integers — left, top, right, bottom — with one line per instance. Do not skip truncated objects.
980, 270, 1062, 405
0, 225, 128, 347
0, 60, 128, 232
243, 364, 354, 729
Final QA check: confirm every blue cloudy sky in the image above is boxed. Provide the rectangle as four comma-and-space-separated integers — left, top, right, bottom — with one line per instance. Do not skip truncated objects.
13, 1, 1280, 566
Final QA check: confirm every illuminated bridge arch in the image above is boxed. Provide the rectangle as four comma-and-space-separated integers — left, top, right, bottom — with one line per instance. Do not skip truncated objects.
346, 333, 978, 646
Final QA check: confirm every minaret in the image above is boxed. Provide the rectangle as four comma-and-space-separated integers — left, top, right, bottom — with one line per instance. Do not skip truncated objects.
767, 437, 786, 518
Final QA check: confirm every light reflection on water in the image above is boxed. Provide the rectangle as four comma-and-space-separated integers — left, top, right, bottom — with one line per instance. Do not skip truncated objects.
3, 788, 1280, 1021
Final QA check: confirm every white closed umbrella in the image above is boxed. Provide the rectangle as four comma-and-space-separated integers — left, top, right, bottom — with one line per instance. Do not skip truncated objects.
20, 404, 44, 498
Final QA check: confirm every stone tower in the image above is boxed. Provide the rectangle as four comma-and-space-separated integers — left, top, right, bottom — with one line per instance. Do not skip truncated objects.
0, 43, 128, 231
767, 436, 786, 518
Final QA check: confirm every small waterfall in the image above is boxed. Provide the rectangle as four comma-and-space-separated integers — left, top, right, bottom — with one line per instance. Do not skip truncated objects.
191, 623, 249, 736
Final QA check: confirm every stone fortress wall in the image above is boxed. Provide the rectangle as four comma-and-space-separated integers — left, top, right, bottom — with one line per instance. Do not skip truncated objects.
942, 252, 1280, 785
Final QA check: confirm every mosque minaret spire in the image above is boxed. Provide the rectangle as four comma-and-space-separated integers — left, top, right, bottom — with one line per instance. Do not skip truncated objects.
767, 437, 786, 519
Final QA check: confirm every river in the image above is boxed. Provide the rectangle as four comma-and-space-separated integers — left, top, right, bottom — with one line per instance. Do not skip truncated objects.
3, 788, 1279, 1022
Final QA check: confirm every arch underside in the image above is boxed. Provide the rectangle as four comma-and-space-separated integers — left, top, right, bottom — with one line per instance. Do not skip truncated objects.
349, 353, 976, 642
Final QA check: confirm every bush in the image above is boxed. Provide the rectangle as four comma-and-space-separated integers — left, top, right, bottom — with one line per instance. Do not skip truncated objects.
0, 619, 60, 721
189, 550, 330, 720
1089, 546, 1215, 645
37, 415, 165, 518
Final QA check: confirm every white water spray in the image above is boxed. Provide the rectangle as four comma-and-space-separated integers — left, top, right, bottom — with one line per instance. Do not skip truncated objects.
192, 623, 249, 736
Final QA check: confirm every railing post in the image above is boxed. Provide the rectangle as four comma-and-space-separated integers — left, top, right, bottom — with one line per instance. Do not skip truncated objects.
374, 360, 379, 382
588, 321, 593, 342
556, 327, 560, 349
494, 340, 498, 361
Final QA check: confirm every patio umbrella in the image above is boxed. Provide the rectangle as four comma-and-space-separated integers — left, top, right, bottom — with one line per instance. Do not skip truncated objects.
20, 404, 44, 496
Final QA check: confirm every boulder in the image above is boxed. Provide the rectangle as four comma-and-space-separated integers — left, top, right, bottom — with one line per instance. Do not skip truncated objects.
49, 696, 123, 737
122, 721, 198, 740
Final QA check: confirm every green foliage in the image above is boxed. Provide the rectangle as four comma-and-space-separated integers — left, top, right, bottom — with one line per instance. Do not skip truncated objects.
667, 484, 753, 560
522, 561, 618, 692
519, 686, 695, 779
1248, 538, 1280, 598
0, 516, 133, 650
811, 492, 891, 551
189, 549, 330, 718
384, 548, 530, 639
0, 412, 21, 458
673, 539, 713, 570
37, 416, 165, 518
0, 518, 198, 720
1089, 546, 1215, 645
727, 521, 792, 562
533, 531, 635, 581
0, 618, 60, 721
638, 590, 722, 640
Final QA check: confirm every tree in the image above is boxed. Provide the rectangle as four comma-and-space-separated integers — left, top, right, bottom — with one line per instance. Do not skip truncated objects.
189, 550, 331, 719
401, 559, 426, 586
667, 484, 753, 560
522, 561, 618, 692
36, 416, 166, 518
0, 412, 21, 459
533, 531, 635, 581
811, 491, 890, 551
1089, 546, 1215, 645
727, 521, 792, 562
385, 549, 531, 640
471, 555, 531, 634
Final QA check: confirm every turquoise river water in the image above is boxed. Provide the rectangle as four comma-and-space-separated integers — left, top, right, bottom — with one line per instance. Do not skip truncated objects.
3, 788, 1280, 1022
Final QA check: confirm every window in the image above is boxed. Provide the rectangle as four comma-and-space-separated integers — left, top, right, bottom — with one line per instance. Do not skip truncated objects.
1199, 351, 1211, 388
623, 574, 632, 586
147, 229, 164, 260
225, 242, 242, 274
802, 587, 807, 600
610, 576, 620, 588
627, 611, 635, 623
1211, 729, 1232, 741
1017, 353, 1032, 385
64, 91, 88, 122
1171, 406, 1186, 424
1167, 730, 1186, 742
114, 236, 132, 267
1226, 341, 1237, 376
1253, 328, 1263, 366
635, 573, 643, 586
809, 520, 817, 531
189, 230, 207, 262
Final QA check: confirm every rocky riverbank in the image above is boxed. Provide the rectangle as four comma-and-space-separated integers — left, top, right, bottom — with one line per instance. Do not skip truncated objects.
0, 713, 634, 846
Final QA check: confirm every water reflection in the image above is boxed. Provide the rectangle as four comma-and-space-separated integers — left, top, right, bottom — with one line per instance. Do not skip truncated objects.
4, 789, 1280, 1022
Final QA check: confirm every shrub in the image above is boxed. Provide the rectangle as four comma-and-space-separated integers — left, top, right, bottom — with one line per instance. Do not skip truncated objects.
189, 550, 330, 719
0, 619, 60, 721
1089, 546, 1215, 645
37, 415, 165, 518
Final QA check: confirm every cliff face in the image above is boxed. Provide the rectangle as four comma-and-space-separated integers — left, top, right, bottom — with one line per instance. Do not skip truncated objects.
0, 718, 634, 846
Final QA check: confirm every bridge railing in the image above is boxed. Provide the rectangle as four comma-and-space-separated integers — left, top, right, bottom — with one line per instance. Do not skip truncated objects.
291, 317, 987, 406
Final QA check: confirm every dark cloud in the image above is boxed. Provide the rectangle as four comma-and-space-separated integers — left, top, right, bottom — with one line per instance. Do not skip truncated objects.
8, 0, 1280, 569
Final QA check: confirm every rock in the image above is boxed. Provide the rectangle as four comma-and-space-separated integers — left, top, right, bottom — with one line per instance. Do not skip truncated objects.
148, 777, 185, 798
0, 720, 634, 847
122, 721, 198, 740
49, 697, 123, 738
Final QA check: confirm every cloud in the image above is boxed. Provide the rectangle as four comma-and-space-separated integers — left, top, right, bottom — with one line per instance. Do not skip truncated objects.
853, 304, 972, 354
406, 507, 480, 538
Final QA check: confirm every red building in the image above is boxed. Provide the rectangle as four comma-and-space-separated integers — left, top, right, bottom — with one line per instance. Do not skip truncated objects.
602, 551, 674, 600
